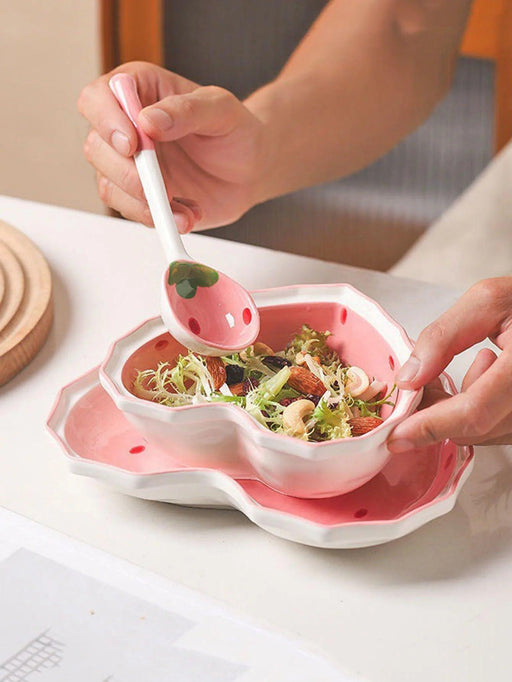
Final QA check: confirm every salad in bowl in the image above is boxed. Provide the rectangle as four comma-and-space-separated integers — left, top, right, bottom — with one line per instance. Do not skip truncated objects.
132, 325, 395, 443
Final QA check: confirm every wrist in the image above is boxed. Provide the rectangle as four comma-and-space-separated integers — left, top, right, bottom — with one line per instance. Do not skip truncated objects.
244, 72, 322, 206
244, 81, 289, 209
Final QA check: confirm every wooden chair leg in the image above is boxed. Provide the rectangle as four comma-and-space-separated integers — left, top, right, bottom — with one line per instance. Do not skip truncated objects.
495, 2, 512, 152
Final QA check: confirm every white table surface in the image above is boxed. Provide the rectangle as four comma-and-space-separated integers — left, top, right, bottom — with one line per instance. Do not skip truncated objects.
1, 194, 510, 682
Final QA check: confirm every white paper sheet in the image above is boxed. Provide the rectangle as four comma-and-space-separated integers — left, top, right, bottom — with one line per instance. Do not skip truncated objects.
0, 508, 350, 682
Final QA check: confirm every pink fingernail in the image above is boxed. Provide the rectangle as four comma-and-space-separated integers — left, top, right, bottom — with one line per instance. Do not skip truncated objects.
111, 130, 131, 156
388, 439, 416, 454
397, 356, 420, 384
173, 197, 202, 221
174, 212, 191, 234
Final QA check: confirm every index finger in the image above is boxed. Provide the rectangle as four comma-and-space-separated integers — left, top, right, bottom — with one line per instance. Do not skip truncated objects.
396, 278, 511, 390
389, 348, 512, 450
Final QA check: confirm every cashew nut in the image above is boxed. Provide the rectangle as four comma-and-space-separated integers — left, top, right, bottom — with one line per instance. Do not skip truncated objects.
241, 341, 274, 361
253, 341, 274, 356
282, 399, 316, 437
359, 380, 387, 402
346, 366, 370, 397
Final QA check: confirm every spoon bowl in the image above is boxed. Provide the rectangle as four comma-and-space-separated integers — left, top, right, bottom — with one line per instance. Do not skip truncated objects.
109, 73, 260, 356
163, 260, 259, 354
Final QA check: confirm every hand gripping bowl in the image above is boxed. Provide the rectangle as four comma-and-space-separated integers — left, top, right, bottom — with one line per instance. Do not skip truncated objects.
100, 284, 423, 498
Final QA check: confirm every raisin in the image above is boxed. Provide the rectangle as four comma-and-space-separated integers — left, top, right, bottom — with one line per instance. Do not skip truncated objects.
262, 355, 291, 369
304, 393, 321, 406
243, 378, 259, 393
225, 364, 244, 385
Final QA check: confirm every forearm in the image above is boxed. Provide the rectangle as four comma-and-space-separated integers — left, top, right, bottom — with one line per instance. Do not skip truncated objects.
246, 0, 472, 203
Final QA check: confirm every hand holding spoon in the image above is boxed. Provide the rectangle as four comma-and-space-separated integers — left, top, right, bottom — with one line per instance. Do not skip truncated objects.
109, 73, 259, 356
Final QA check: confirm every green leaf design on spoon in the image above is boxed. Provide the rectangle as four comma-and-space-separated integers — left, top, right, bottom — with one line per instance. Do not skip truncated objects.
168, 261, 219, 299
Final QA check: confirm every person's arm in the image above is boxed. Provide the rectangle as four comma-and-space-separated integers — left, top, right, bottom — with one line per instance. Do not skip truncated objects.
78, 0, 473, 231
247, 0, 473, 201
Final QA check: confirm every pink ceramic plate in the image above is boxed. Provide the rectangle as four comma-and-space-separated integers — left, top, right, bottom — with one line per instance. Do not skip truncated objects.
47, 369, 474, 549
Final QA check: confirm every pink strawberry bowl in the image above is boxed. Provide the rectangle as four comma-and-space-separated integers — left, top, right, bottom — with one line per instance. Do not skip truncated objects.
99, 284, 423, 498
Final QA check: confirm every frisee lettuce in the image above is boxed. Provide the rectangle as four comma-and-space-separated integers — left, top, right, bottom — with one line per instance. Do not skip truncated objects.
284, 324, 339, 366
132, 327, 395, 441
311, 399, 352, 441
347, 384, 397, 418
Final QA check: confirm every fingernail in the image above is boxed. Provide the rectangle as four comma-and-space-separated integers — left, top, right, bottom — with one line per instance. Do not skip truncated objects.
111, 130, 131, 156
388, 439, 416, 454
98, 175, 109, 192
142, 208, 154, 228
397, 356, 421, 384
174, 212, 191, 234
141, 108, 174, 131
174, 197, 202, 221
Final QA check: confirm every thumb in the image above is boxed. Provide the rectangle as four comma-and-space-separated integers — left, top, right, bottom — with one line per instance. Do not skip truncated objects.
138, 85, 245, 141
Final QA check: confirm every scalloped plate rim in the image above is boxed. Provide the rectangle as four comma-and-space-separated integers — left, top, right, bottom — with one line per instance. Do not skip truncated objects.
46, 368, 474, 548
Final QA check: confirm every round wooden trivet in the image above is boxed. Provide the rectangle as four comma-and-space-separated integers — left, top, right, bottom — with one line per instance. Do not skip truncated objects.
0, 220, 53, 386
0, 260, 5, 303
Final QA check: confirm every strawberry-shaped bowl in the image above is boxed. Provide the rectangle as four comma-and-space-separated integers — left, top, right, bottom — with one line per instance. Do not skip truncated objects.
99, 284, 423, 498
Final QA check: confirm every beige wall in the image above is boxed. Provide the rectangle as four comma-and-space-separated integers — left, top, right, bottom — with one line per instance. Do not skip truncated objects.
0, 1, 104, 213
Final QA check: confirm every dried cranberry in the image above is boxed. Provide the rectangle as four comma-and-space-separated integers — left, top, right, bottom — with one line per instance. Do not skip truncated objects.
225, 364, 244, 385
243, 378, 259, 393
305, 393, 321, 406
262, 355, 291, 370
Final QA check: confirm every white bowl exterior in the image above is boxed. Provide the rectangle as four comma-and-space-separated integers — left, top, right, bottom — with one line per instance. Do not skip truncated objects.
99, 285, 423, 498
119, 409, 392, 497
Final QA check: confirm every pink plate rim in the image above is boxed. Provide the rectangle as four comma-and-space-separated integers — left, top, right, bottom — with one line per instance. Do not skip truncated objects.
46, 368, 474, 532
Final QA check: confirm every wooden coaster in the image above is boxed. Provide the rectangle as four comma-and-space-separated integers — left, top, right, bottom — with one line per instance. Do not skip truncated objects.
0, 220, 53, 386
0, 260, 5, 303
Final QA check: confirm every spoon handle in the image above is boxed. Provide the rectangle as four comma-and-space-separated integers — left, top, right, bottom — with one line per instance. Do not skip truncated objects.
109, 73, 189, 263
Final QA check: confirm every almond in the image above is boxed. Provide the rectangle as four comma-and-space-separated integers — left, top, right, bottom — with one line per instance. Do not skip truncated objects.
348, 416, 383, 436
205, 356, 227, 391
287, 366, 326, 396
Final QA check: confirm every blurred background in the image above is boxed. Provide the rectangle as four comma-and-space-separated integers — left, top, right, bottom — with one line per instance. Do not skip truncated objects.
0, 0, 508, 270
0, 1, 103, 214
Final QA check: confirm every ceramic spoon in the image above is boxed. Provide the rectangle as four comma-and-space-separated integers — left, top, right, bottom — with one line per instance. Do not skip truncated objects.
109, 73, 260, 356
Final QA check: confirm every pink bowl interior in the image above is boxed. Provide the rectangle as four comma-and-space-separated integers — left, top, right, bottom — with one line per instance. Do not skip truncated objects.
122, 301, 400, 420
